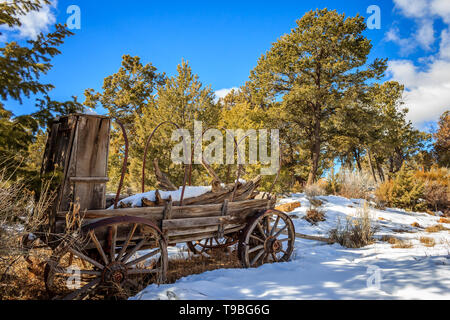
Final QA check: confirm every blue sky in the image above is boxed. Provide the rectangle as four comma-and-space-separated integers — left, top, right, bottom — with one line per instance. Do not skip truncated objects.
2, 0, 450, 129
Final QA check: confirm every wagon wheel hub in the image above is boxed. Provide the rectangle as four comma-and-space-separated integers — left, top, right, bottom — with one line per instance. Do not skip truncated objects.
264, 236, 282, 254
102, 262, 128, 285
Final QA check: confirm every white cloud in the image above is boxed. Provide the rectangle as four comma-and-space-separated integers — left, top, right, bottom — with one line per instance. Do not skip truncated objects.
388, 59, 450, 125
393, 0, 429, 18
0, 0, 57, 40
387, 0, 450, 126
214, 87, 239, 100
430, 0, 450, 23
415, 20, 435, 50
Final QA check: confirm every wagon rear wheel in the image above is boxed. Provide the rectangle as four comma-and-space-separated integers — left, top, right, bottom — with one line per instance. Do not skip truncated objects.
238, 210, 295, 268
186, 234, 238, 256
44, 217, 168, 300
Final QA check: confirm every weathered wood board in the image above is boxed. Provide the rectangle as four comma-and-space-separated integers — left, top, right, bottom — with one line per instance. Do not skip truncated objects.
41, 114, 111, 233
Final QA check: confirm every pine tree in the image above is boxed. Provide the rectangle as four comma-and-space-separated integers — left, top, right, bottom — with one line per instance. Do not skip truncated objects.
84, 55, 165, 192
434, 111, 450, 167
391, 164, 426, 212
0, 0, 73, 183
248, 9, 387, 185
133, 60, 220, 191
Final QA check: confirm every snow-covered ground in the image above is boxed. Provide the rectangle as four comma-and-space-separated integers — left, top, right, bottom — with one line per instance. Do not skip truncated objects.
131, 194, 450, 300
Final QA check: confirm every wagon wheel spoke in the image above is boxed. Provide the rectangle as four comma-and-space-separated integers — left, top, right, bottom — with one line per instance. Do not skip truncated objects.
248, 245, 264, 254
273, 225, 288, 238
271, 253, 278, 262
250, 249, 265, 267
250, 235, 265, 243
117, 223, 137, 261
126, 248, 160, 267
256, 222, 267, 239
270, 216, 281, 236
110, 226, 117, 262
68, 248, 104, 270
89, 230, 109, 266
62, 278, 101, 301
121, 238, 147, 263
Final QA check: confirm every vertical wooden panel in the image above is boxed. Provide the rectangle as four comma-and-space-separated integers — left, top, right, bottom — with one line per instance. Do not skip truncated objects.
73, 116, 111, 211
41, 115, 111, 233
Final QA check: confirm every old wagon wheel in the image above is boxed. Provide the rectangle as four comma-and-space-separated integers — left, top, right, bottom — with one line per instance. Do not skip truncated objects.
238, 210, 295, 268
44, 216, 168, 300
186, 234, 238, 256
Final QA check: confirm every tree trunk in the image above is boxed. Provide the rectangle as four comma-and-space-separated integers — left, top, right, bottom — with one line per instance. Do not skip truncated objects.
375, 158, 385, 182
307, 116, 321, 186
353, 149, 362, 172
367, 150, 378, 183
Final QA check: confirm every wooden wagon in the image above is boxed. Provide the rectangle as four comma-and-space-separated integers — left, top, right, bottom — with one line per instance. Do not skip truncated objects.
41, 114, 296, 300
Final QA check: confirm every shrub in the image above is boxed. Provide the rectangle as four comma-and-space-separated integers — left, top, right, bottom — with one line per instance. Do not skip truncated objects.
375, 180, 394, 208
329, 202, 377, 248
391, 239, 413, 249
324, 169, 341, 195
304, 183, 326, 198
375, 165, 427, 212
303, 208, 326, 225
415, 167, 449, 212
391, 165, 427, 212
425, 224, 448, 233
336, 169, 377, 200
420, 237, 436, 247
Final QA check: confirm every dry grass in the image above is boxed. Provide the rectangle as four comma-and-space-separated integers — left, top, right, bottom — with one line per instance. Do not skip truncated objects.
420, 237, 436, 247
439, 218, 450, 224
381, 236, 413, 248
303, 208, 326, 225
411, 222, 422, 228
329, 202, 377, 248
0, 247, 52, 300
425, 224, 449, 233
337, 169, 378, 200
166, 248, 241, 284
393, 229, 417, 234
392, 239, 413, 249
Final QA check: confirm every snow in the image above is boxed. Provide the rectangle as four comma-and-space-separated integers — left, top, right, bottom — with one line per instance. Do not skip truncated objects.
108, 186, 212, 209
131, 194, 450, 300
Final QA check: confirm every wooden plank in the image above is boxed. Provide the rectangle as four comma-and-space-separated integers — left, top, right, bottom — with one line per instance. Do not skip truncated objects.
167, 224, 241, 238
162, 216, 235, 230
73, 117, 111, 211
69, 177, 109, 183
167, 225, 244, 245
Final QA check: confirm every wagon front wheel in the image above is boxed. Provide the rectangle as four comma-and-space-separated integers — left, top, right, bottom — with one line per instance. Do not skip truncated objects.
45, 217, 168, 300
238, 210, 295, 268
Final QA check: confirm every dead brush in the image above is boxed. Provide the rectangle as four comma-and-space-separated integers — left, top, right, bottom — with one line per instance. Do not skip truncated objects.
381, 236, 413, 248
328, 202, 377, 248
425, 224, 449, 233
392, 238, 413, 249
166, 247, 241, 284
420, 237, 436, 247
303, 208, 326, 225
304, 184, 326, 225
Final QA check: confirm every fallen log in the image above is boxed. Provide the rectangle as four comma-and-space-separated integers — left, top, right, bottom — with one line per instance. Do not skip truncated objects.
154, 159, 177, 191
